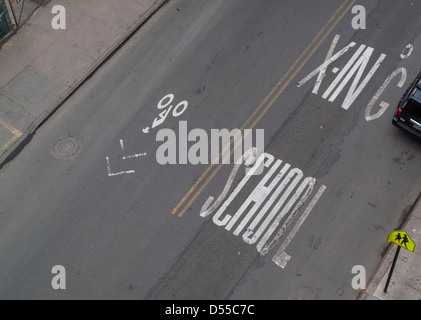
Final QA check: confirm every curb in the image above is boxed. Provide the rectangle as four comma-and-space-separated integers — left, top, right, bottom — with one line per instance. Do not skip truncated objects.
358, 193, 421, 300
0, 0, 168, 170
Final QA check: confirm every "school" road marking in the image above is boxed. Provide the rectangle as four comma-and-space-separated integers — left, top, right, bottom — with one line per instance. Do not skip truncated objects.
202, 152, 327, 269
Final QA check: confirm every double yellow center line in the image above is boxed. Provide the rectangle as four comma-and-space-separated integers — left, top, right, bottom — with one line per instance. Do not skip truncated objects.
172, 0, 356, 218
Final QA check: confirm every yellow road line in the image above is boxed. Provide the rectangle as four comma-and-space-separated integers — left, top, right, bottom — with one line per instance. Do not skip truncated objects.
0, 117, 22, 153
0, 117, 23, 138
173, 0, 356, 217
249, 0, 357, 130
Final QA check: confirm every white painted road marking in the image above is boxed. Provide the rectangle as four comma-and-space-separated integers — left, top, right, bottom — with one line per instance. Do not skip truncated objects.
226, 160, 291, 234
298, 34, 390, 112
105, 139, 147, 177
106, 156, 136, 177
400, 44, 414, 59
270, 185, 327, 269
239, 167, 303, 241
212, 153, 274, 227
256, 177, 316, 252
120, 139, 147, 160
321, 44, 367, 101
143, 94, 189, 134
365, 68, 407, 121
200, 148, 258, 218
297, 37, 357, 88
323, 46, 386, 110
202, 152, 327, 269
313, 34, 341, 95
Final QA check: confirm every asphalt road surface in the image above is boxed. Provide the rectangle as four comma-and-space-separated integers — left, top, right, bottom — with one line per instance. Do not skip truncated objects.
1, 0, 421, 300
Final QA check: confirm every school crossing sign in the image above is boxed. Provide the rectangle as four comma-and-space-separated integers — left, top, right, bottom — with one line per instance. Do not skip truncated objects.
384, 230, 416, 293
387, 230, 416, 252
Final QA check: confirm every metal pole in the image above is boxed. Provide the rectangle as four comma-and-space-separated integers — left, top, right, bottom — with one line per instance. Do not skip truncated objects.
6, 0, 17, 29
17, 0, 25, 27
384, 246, 401, 293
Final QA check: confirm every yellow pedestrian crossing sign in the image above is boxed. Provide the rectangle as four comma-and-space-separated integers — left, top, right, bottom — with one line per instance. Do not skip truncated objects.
387, 231, 416, 252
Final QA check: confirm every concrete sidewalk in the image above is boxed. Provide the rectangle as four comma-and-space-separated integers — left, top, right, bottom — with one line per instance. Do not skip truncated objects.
0, 0, 166, 166
360, 196, 421, 300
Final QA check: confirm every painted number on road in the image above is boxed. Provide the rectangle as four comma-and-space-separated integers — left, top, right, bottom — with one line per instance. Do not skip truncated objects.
143, 94, 189, 134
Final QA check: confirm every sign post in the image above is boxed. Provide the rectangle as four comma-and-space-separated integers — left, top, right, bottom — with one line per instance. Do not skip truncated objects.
384, 230, 416, 293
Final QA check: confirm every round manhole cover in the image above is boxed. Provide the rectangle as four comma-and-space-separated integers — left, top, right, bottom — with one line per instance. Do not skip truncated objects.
53, 137, 80, 159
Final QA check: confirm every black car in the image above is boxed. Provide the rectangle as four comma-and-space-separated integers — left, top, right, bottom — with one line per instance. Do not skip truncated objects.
393, 71, 421, 139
